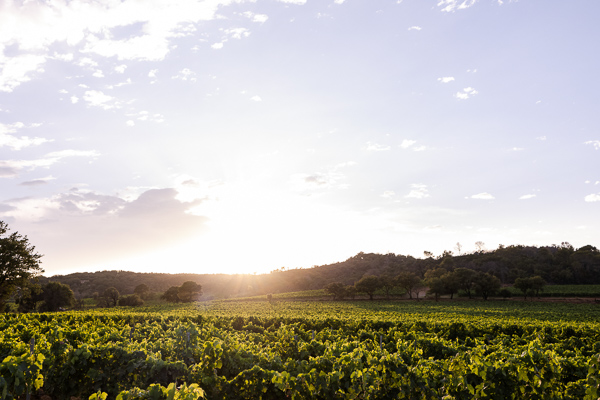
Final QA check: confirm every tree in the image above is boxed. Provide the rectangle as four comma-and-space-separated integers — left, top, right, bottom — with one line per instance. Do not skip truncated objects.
354, 275, 381, 300
133, 283, 150, 300
514, 277, 533, 299
161, 286, 181, 303
424, 268, 447, 301
98, 287, 119, 307
178, 281, 202, 302
514, 276, 546, 299
452, 268, 477, 299
119, 294, 144, 307
325, 282, 348, 300
396, 272, 422, 299
379, 274, 397, 300
0, 221, 43, 312
38, 281, 75, 312
473, 272, 501, 300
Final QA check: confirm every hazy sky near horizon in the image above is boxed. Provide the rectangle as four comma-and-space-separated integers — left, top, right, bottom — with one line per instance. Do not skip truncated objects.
1, 0, 599, 276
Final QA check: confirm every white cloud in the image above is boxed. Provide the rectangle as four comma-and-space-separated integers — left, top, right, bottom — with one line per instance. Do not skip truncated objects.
471, 192, 495, 200
172, 68, 197, 82
412, 145, 427, 152
366, 142, 391, 152
0, 0, 242, 90
125, 111, 165, 124
92, 69, 105, 78
0, 149, 99, 178
126, 120, 135, 127
83, 90, 118, 110
511, 147, 524, 151
381, 191, 396, 198
0, 122, 50, 150
224, 27, 251, 40
70, 96, 79, 104
519, 194, 536, 200
400, 139, 416, 149
250, 95, 262, 102
334, 0, 346, 4
455, 87, 478, 100
115, 64, 127, 74
408, 26, 422, 31
438, 0, 478, 12
211, 42, 224, 49
242, 12, 269, 23
585, 140, 600, 150
277, 0, 308, 4
0, 54, 46, 92
536, 136, 547, 141
405, 184, 430, 199
148, 69, 158, 78
438, 77, 455, 83
584, 193, 600, 202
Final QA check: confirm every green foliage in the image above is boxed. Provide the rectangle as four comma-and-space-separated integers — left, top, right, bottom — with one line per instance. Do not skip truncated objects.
119, 294, 145, 307
0, 221, 43, 312
354, 275, 381, 300
3, 299, 600, 398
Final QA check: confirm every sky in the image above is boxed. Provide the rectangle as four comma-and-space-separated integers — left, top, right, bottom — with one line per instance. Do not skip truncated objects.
1, 0, 599, 277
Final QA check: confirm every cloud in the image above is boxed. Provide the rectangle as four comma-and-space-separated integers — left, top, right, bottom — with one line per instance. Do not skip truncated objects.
0, 122, 50, 150
438, 0, 478, 12
0, 149, 99, 178
584, 193, 600, 202
511, 147, 524, 151
470, 192, 495, 200
438, 77, 455, 83
400, 139, 416, 149
405, 184, 430, 199
277, 0, 308, 4
0, 0, 243, 90
125, 111, 165, 124
381, 191, 396, 198
172, 68, 197, 82
242, 12, 269, 23
585, 140, 600, 150
366, 142, 391, 152
115, 64, 127, 74
0, 188, 207, 269
83, 90, 119, 110
0, 54, 46, 92
536, 136, 547, 141
250, 96, 262, 102
519, 194, 536, 200
408, 26, 422, 31
20, 176, 56, 187
455, 87, 478, 100
211, 42, 224, 49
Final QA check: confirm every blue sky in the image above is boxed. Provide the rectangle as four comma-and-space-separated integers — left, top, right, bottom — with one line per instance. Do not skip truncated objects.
1, 0, 599, 276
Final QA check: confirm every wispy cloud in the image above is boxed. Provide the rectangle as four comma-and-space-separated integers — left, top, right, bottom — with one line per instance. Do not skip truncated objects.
0, 122, 50, 150
381, 190, 396, 198
172, 68, 197, 82
366, 142, 391, 152
405, 184, 430, 199
400, 139, 416, 149
437, 0, 478, 12
455, 87, 478, 100
408, 26, 422, 31
83, 90, 119, 110
584, 193, 600, 202
585, 140, 600, 150
0, 150, 99, 178
519, 194, 536, 200
438, 76, 455, 83
470, 192, 494, 200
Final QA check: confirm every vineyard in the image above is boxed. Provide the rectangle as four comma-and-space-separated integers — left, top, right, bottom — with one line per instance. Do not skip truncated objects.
2, 300, 600, 399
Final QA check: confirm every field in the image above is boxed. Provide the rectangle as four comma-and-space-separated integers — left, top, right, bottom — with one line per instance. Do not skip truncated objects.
2, 300, 600, 399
